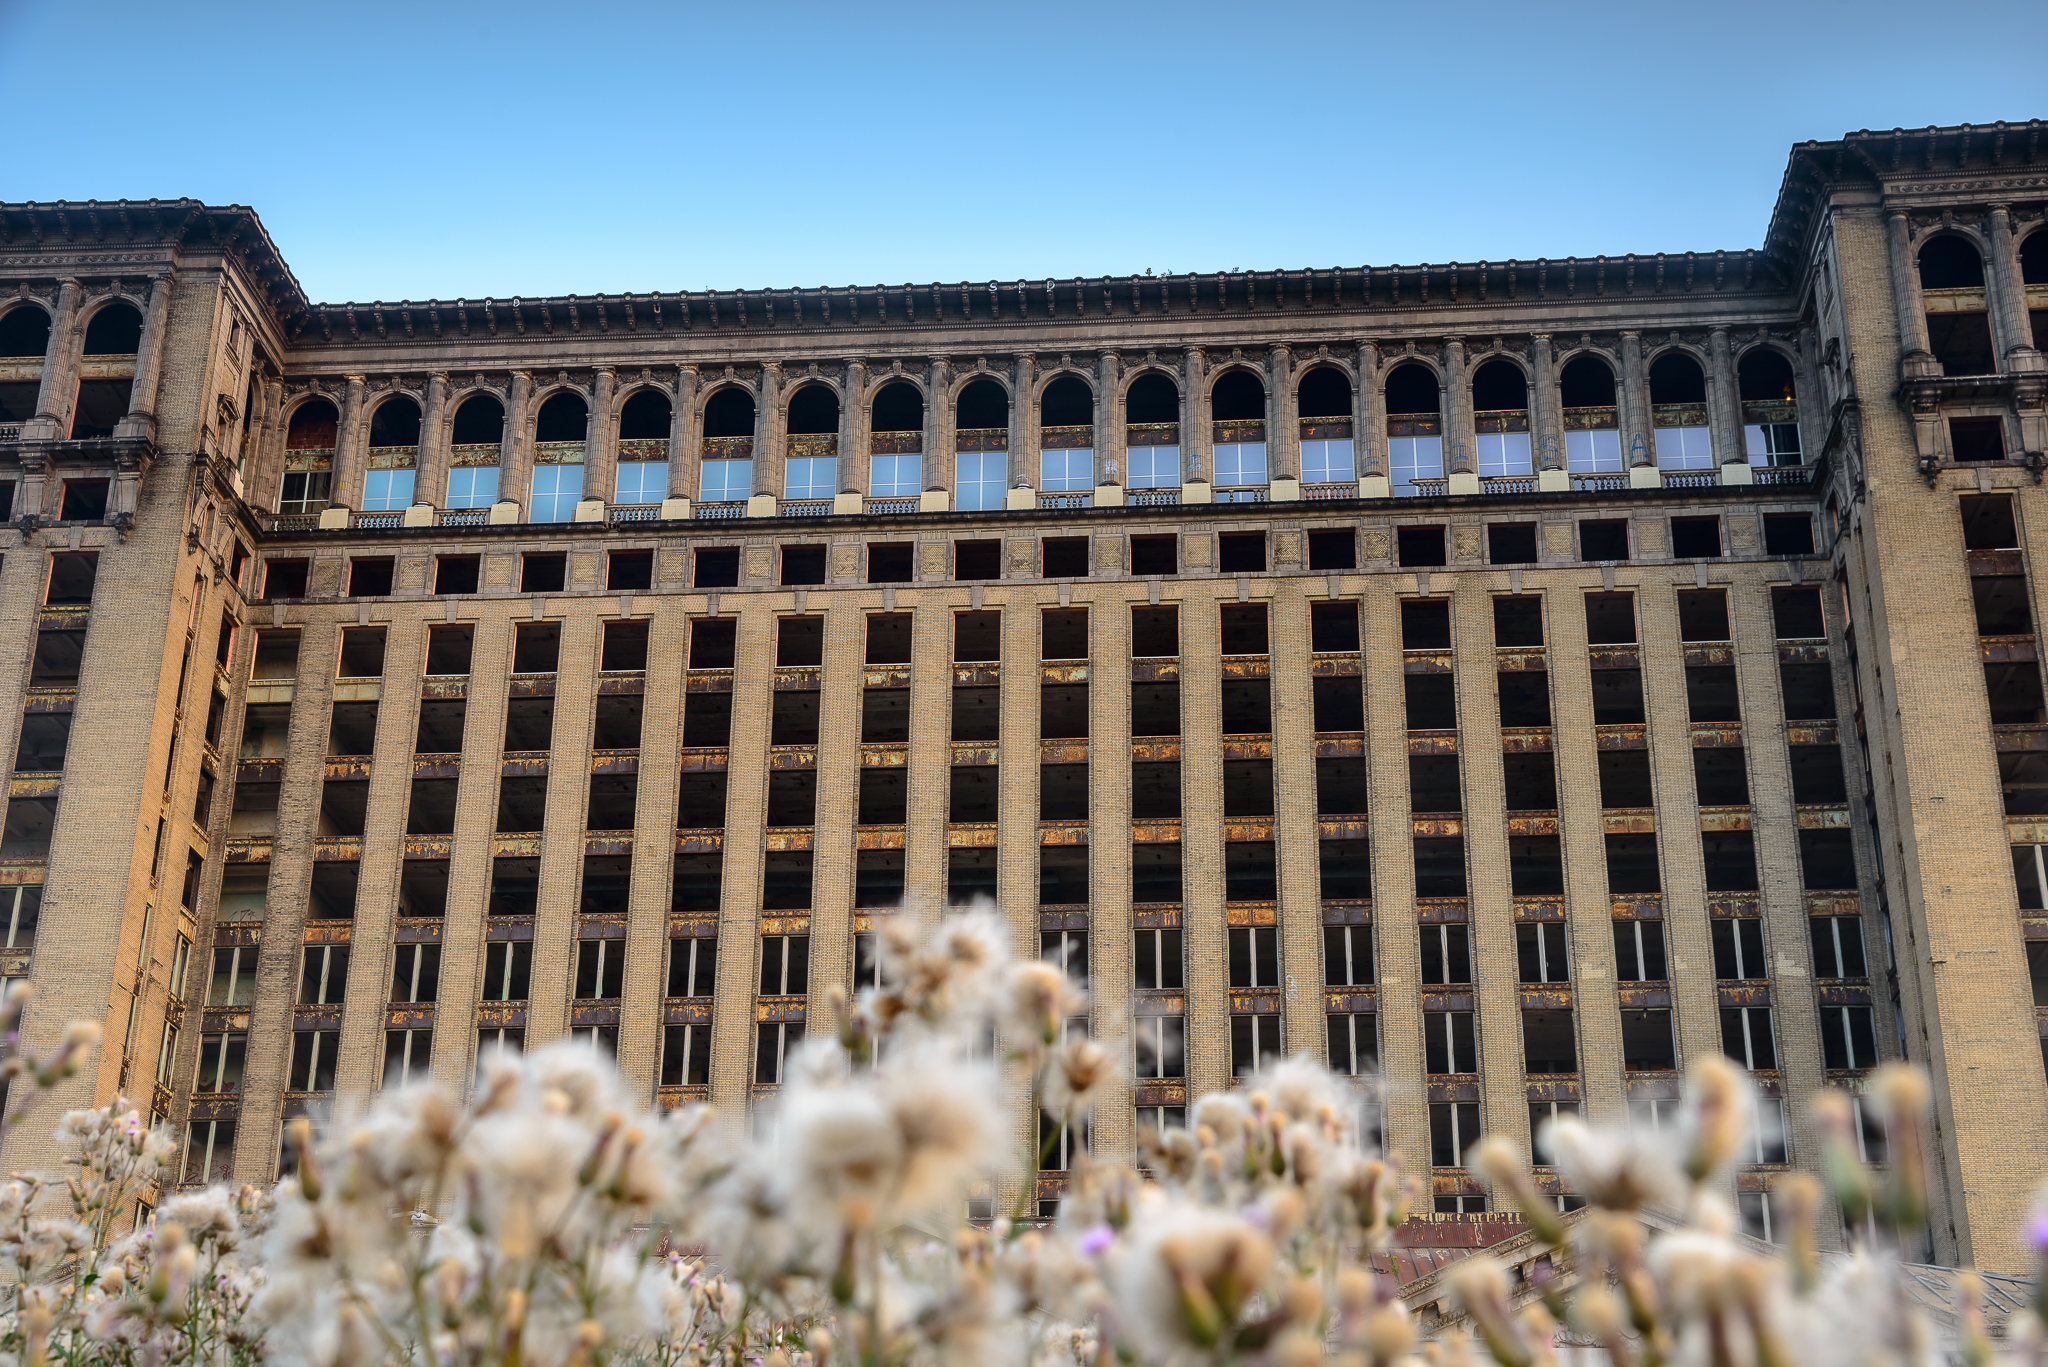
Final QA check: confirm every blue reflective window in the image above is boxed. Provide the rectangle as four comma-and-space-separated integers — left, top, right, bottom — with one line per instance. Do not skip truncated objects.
869, 454, 920, 496
784, 458, 837, 499
1128, 446, 1181, 489
1041, 449, 1093, 492
446, 467, 499, 509
530, 466, 584, 522
956, 452, 1007, 510
1301, 438, 1356, 483
700, 459, 752, 502
1388, 437, 1443, 496
362, 469, 415, 511
614, 462, 668, 504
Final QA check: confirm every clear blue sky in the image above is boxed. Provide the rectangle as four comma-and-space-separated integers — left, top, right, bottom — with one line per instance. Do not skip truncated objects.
4, 0, 2044, 303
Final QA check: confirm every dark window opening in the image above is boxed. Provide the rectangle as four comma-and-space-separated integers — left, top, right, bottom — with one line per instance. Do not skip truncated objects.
954, 611, 1000, 662
1312, 675, 1363, 731
1585, 593, 1636, 644
702, 386, 755, 438
534, 391, 588, 443
1130, 534, 1177, 576
1405, 674, 1457, 729
601, 620, 649, 672
694, 548, 740, 588
1401, 599, 1451, 649
1220, 678, 1269, 734
1780, 665, 1837, 721
434, 555, 480, 596
1499, 672, 1551, 727
1040, 763, 1090, 821
1580, 520, 1629, 561
606, 550, 653, 592
861, 689, 911, 743
1413, 837, 1466, 897
866, 613, 913, 664
1211, 370, 1266, 422
1671, 518, 1722, 559
1132, 606, 1179, 656
1523, 1010, 1578, 1075
947, 847, 997, 905
347, 558, 394, 599
1503, 751, 1557, 811
1315, 757, 1370, 816
1798, 830, 1858, 890
1409, 754, 1461, 813
44, 552, 98, 605
1308, 530, 1356, 570
1318, 842, 1372, 901
1510, 835, 1564, 895
765, 770, 816, 827
59, 480, 107, 522
520, 553, 566, 594
1621, 1010, 1676, 1072
1649, 352, 1706, 405
1132, 844, 1183, 904
1042, 608, 1089, 660
1693, 748, 1751, 806
1219, 603, 1269, 654
1961, 495, 2019, 550
1598, 750, 1653, 808
867, 543, 913, 584
858, 849, 907, 907
1218, 532, 1266, 573
781, 545, 827, 586
1974, 576, 2033, 636
949, 765, 999, 822
954, 686, 1001, 741
676, 770, 728, 828
1132, 760, 1181, 818
1493, 597, 1543, 647
1488, 523, 1538, 564
1704, 832, 1759, 892
264, 559, 309, 600
1224, 842, 1276, 901
1310, 601, 1359, 652
1041, 685, 1089, 739
1043, 537, 1088, 578
1687, 667, 1741, 722
1764, 515, 1815, 556
762, 852, 814, 910
1131, 681, 1179, 737
787, 384, 838, 435
672, 854, 722, 911
957, 378, 1009, 429
955, 541, 1000, 581
1039, 846, 1090, 905
1590, 669, 1644, 724
511, 622, 559, 673
692, 618, 738, 668
1397, 526, 1447, 567
452, 394, 504, 445
1605, 834, 1660, 893
1773, 588, 1826, 639
1677, 591, 1730, 642
1951, 417, 2006, 462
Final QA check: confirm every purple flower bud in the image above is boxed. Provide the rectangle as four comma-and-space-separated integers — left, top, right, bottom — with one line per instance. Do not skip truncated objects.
1078, 1224, 1115, 1257
2029, 1210, 2048, 1253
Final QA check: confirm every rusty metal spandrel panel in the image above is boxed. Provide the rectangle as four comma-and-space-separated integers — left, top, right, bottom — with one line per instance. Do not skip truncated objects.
1130, 739, 1180, 761
764, 827, 814, 852
0, 950, 27, 980
36, 605, 89, 632
860, 744, 908, 769
1132, 991, 1186, 1016
1689, 722, 1744, 748
1818, 983, 1875, 1007
1401, 649, 1454, 675
1417, 897, 1469, 924
949, 662, 1002, 687
1995, 724, 2048, 752
2024, 918, 2048, 942
24, 686, 77, 714
684, 670, 733, 694
1229, 988, 1281, 1014
224, 838, 273, 864
1588, 645, 1641, 671
1982, 636, 2041, 664
485, 917, 536, 942
1795, 805, 1851, 829
766, 745, 817, 771
1321, 899, 1372, 925
420, 676, 469, 701
187, 1095, 241, 1123
1411, 816, 1464, 838
945, 823, 996, 848
1040, 662, 1089, 685
1038, 822, 1089, 846
756, 995, 807, 1024
1498, 726, 1553, 754
1616, 986, 1672, 1010
1222, 736, 1273, 760
312, 837, 363, 862
571, 1003, 621, 1026
1224, 818, 1275, 842
669, 914, 718, 938
863, 666, 913, 689
1967, 548, 2025, 576
675, 828, 724, 854
596, 671, 647, 696
1775, 639, 1831, 665
293, 1004, 344, 1031
1420, 989, 1475, 1013
1512, 896, 1565, 921
1221, 655, 1271, 679
244, 680, 295, 706
333, 679, 384, 704
590, 749, 641, 775
1134, 1080, 1188, 1107
476, 1003, 527, 1028
411, 754, 462, 779
1784, 720, 1839, 747
1524, 1076, 1582, 1104
1407, 729, 1459, 755
1325, 989, 1377, 1013
2012, 816, 2048, 844
1506, 815, 1559, 837
1682, 642, 1735, 667
1425, 1078, 1481, 1104
1039, 741, 1089, 766
1601, 808, 1655, 835
322, 756, 373, 782
1131, 819, 1183, 843
857, 825, 907, 850
1310, 652, 1363, 677
1313, 732, 1366, 758
402, 834, 453, 860
213, 924, 262, 948
1225, 902, 1278, 927
1716, 983, 1772, 1008
1493, 647, 1549, 673
202, 1006, 251, 1032
0, 859, 45, 885
950, 742, 999, 766
394, 919, 444, 944
1518, 985, 1574, 1010
1595, 724, 1647, 750
1802, 890, 1860, 916
492, 833, 543, 858
583, 832, 634, 856
386, 1004, 437, 1029
761, 915, 812, 938
1132, 904, 1184, 929
1129, 658, 1180, 683
773, 666, 822, 692
1698, 806, 1752, 832
1706, 895, 1762, 919
508, 673, 559, 699
1039, 908, 1089, 931
499, 751, 550, 778
679, 748, 729, 773
579, 914, 628, 939
663, 999, 714, 1025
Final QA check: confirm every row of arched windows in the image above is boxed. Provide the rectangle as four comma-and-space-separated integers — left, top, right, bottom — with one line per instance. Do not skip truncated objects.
1917, 230, 2048, 377
0, 300, 146, 438
274, 347, 1805, 517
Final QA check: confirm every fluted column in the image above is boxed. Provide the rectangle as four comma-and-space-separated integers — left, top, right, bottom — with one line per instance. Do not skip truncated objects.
333, 375, 368, 508
249, 377, 285, 511
754, 363, 782, 497
1886, 211, 1933, 362
1706, 328, 1742, 465
1987, 206, 2042, 368
501, 371, 534, 511
1618, 332, 1651, 468
1530, 334, 1562, 470
1181, 347, 1207, 482
114, 273, 173, 442
1011, 354, 1037, 491
667, 367, 699, 498
583, 367, 616, 501
26, 279, 80, 441
1095, 350, 1121, 486
925, 358, 951, 491
1355, 342, 1384, 477
1267, 345, 1297, 479
1444, 338, 1475, 474
417, 372, 451, 505
840, 360, 868, 496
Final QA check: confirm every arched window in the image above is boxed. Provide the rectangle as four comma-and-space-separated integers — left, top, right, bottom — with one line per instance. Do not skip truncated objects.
1296, 366, 1355, 485
1039, 375, 1094, 494
1384, 364, 1442, 497
1919, 235, 1995, 375
531, 392, 589, 522
1471, 360, 1531, 479
363, 397, 422, 511
778, 384, 842, 502
1559, 355, 1621, 473
866, 382, 922, 499
448, 395, 504, 509
1738, 351, 1801, 467
1648, 353, 1711, 470
69, 302, 144, 439
616, 390, 673, 504
700, 388, 755, 504
1125, 373, 1181, 490
280, 399, 339, 515
955, 379, 1010, 510
0, 307, 49, 427
2023, 232, 2047, 351
1210, 371, 1267, 495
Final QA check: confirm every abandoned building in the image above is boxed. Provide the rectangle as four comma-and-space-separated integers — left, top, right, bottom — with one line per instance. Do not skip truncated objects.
0, 118, 2044, 1273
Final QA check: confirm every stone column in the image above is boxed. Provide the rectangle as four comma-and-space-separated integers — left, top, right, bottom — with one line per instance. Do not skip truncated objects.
1706, 328, 1743, 465
1355, 341, 1384, 481
841, 361, 868, 498
500, 371, 534, 513
1181, 348, 1207, 483
583, 367, 616, 501
1010, 354, 1037, 501
1987, 206, 2043, 369
1444, 338, 1476, 477
1531, 334, 1563, 472
667, 366, 699, 499
925, 358, 951, 495
26, 279, 81, 441
754, 363, 782, 498
1095, 351, 1121, 487
249, 377, 285, 512
417, 372, 451, 506
1618, 332, 1651, 469
1267, 345, 1298, 483
1886, 211, 1933, 362
114, 273, 173, 442
332, 375, 368, 509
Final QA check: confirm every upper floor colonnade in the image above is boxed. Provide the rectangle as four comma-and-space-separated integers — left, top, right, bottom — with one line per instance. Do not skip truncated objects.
245, 332, 1826, 527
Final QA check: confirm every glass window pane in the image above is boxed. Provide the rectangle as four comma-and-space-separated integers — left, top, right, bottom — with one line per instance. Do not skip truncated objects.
1389, 436, 1444, 496
955, 452, 1005, 510
1566, 429, 1623, 473
363, 469, 415, 511
614, 462, 667, 504
1655, 426, 1714, 470
1303, 438, 1356, 482
1478, 433, 1533, 478
1042, 450, 1093, 492
784, 458, 837, 499
530, 466, 584, 522
447, 467, 499, 508
870, 454, 919, 496
701, 459, 751, 502
1129, 446, 1180, 489
1215, 443, 1268, 487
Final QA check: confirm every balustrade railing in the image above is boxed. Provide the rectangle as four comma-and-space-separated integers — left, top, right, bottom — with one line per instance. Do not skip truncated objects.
1038, 491, 1091, 510
609, 505, 661, 524
1215, 486, 1268, 503
696, 501, 746, 520
864, 496, 919, 515
1303, 482, 1355, 501
438, 508, 490, 527
1129, 487, 1181, 507
781, 499, 833, 517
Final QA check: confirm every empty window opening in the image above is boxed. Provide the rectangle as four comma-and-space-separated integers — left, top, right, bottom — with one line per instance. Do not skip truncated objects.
519, 553, 566, 594
1711, 918, 1767, 981
1798, 829, 1857, 890
599, 620, 649, 673
1125, 371, 1180, 426
1952, 415, 2009, 463
1510, 835, 1564, 895
1210, 369, 1266, 423
858, 849, 907, 906
1308, 529, 1356, 570
694, 548, 740, 588
1694, 747, 1751, 806
452, 392, 504, 446
949, 765, 999, 822
781, 545, 827, 586
1131, 606, 1179, 656
1580, 520, 1629, 561
1132, 761, 1181, 818
1042, 536, 1089, 578
1315, 757, 1370, 816
1131, 844, 1182, 903
1764, 514, 1815, 556
957, 377, 1008, 429
326, 702, 378, 758
1225, 843, 1276, 901
676, 770, 728, 828
947, 846, 997, 904
1130, 681, 1179, 738
1413, 837, 1466, 897
1397, 526, 1446, 567
865, 613, 913, 664
1621, 1009, 1676, 1072
1040, 763, 1090, 821
1308, 602, 1359, 654
1405, 674, 1457, 730
1503, 752, 1557, 811
1493, 596, 1543, 647
1671, 517, 1722, 559
1040, 374, 1094, 429
1499, 672, 1551, 727
1919, 235, 1995, 376
1129, 534, 1176, 576
1584, 593, 1636, 645
672, 853, 723, 911
867, 543, 913, 584
1218, 532, 1266, 573
1488, 523, 1538, 564
1219, 603, 1269, 654
1312, 675, 1364, 731
1598, 750, 1653, 808
44, 552, 98, 606
1961, 495, 2019, 550
405, 777, 458, 834
0, 305, 51, 359
1409, 754, 1461, 813
1401, 599, 1451, 649
263, 559, 310, 599
587, 772, 640, 829
59, 480, 107, 522
1517, 922, 1570, 983
534, 390, 588, 443
1773, 588, 1826, 639
953, 685, 1000, 741
1779, 664, 1837, 721
1790, 745, 1849, 805
861, 688, 910, 742
1523, 1010, 1578, 1075
762, 851, 814, 910
495, 776, 547, 832
1220, 677, 1270, 734
1040, 684, 1089, 740
432, 555, 480, 596
397, 861, 449, 919
605, 550, 652, 592
1590, 669, 1644, 724
1042, 608, 1089, 660
1039, 846, 1090, 905
691, 618, 737, 669
856, 768, 906, 825
1677, 591, 1730, 642
1614, 919, 1668, 981
1703, 832, 1759, 892
307, 863, 359, 921
955, 540, 999, 581
511, 622, 559, 674
1606, 834, 1661, 893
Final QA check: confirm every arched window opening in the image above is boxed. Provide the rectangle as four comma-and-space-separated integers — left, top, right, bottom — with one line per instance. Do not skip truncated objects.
956, 379, 1010, 511
782, 384, 843, 503
1040, 376, 1095, 496
1738, 351, 1801, 467
2024, 232, 2048, 351
280, 400, 339, 515
0, 307, 49, 428
1210, 371, 1267, 496
1919, 235, 1995, 375
700, 388, 755, 504
1125, 374, 1181, 491
1296, 366, 1355, 485
616, 390, 674, 505
1384, 364, 1442, 497
786, 385, 838, 436
448, 395, 504, 509
1471, 360, 1531, 479
865, 382, 923, 500
1559, 356, 1621, 474
69, 302, 145, 439
531, 393, 589, 522
363, 397, 422, 511
1648, 354, 1711, 470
